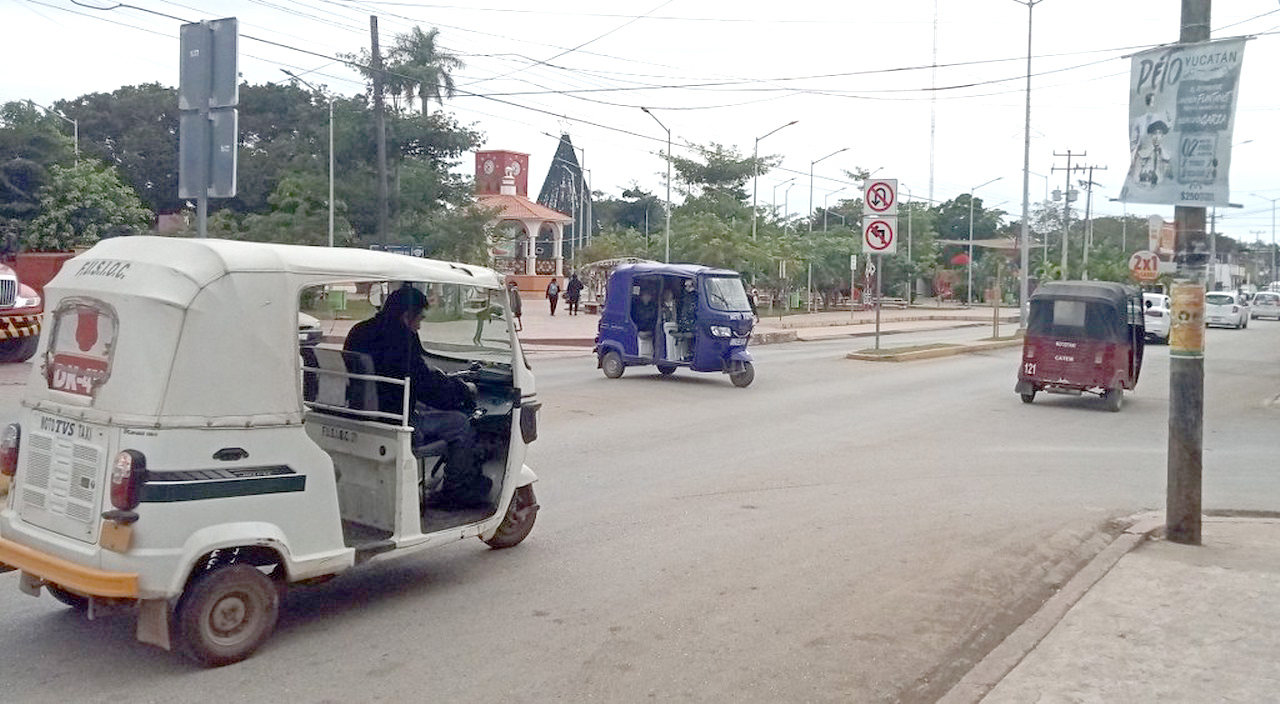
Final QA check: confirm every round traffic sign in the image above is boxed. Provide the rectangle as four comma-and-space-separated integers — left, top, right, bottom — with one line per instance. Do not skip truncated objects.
865, 181, 896, 213
863, 218, 896, 252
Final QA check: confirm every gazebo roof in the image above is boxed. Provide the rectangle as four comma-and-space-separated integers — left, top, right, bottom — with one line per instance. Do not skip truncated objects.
477, 193, 573, 223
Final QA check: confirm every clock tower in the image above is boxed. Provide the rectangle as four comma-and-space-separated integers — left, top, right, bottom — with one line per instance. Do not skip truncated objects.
475, 150, 530, 196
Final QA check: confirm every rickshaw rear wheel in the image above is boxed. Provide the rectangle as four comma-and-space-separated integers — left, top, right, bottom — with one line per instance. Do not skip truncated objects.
176, 564, 280, 667
484, 485, 538, 549
601, 351, 625, 379
657, 363, 677, 376
1102, 387, 1124, 412
1020, 389, 1036, 404
0, 336, 38, 363
46, 584, 89, 611
729, 362, 755, 388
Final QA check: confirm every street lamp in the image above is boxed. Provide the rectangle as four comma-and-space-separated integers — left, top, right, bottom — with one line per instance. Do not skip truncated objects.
783, 181, 797, 231
27, 99, 77, 163
823, 186, 847, 232
1252, 193, 1279, 287
640, 107, 672, 262
282, 70, 334, 247
809, 147, 848, 231
772, 178, 796, 222
968, 176, 1003, 304
751, 120, 799, 240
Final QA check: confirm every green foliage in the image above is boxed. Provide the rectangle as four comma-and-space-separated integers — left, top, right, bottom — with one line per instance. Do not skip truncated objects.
402, 203, 497, 264
666, 142, 773, 203
577, 228, 657, 264
25, 160, 151, 250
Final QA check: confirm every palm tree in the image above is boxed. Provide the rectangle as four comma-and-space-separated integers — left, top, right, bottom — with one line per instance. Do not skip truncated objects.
388, 27, 463, 118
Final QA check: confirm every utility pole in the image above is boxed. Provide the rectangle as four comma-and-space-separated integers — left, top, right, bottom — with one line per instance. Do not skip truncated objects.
370, 16, 390, 244
1052, 150, 1084, 277
1077, 164, 1107, 279
1167, 0, 1211, 546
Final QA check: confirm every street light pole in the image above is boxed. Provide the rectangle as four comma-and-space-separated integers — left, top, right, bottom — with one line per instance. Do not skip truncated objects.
1012, 0, 1044, 328
1253, 194, 1279, 287
783, 182, 797, 231
969, 177, 1003, 304
751, 120, 799, 241
282, 70, 335, 246
27, 99, 78, 164
772, 178, 795, 222
640, 107, 672, 262
823, 186, 847, 232
809, 147, 848, 232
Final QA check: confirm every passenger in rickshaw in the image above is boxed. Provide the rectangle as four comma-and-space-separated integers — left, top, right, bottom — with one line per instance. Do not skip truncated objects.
631, 287, 659, 336
344, 286, 492, 509
675, 278, 699, 360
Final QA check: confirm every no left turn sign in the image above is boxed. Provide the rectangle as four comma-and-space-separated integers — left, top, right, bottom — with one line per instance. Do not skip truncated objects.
862, 216, 898, 254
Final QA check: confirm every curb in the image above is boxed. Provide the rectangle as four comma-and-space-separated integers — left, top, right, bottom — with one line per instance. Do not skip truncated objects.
796, 321, 989, 342
845, 337, 1022, 362
769, 313, 1020, 330
936, 512, 1165, 704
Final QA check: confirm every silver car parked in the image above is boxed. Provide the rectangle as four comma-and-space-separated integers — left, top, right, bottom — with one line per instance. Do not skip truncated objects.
1250, 291, 1280, 320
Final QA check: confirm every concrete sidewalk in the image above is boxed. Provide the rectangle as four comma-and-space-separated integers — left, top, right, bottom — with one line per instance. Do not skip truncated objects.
942, 514, 1280, 703
513, 293, 1019, 348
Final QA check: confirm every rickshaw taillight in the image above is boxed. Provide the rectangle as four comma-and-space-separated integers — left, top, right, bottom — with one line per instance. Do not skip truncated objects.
111, 450, 148, 511
0, 423, 20, 477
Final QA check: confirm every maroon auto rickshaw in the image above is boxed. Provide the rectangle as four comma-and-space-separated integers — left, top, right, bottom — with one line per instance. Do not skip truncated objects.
1015, 281, 1145, 412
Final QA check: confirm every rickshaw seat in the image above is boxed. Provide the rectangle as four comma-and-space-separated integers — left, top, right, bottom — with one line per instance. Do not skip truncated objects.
339, 350, 379, 412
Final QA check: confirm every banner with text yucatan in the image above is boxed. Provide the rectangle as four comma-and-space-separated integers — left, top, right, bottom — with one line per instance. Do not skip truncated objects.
1120, 38, 1246, 207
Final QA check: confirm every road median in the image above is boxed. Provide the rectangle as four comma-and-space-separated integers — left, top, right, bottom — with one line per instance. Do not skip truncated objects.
846, 336, 1022, 362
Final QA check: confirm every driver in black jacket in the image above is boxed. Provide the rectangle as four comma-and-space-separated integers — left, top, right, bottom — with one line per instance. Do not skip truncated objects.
344, 285, 491, 509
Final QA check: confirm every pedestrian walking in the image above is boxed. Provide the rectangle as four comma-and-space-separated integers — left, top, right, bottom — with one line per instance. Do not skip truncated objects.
545, 278, 561, 316
565, 273, 584, 316
507, 280, 522, 331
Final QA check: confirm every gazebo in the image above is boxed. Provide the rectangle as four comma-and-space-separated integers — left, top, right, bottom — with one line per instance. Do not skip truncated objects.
475, 150, 573, 293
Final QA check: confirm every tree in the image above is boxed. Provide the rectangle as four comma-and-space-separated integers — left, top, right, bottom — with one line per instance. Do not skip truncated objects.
0, 101, 77, 247
386, 27, 463, 117
666, 142, 773, 203
25, 160, 152, 250
59, 83, 181, 214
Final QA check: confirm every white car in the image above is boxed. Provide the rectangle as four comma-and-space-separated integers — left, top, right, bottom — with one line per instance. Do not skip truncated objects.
1205, 291, 1248, 329
1142, 292, 1171, 343
1251, 291, 1280, 320
298, 311, 324, 346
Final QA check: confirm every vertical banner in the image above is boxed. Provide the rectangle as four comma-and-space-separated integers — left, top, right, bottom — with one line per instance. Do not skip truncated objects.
1120, 38, 1246, 207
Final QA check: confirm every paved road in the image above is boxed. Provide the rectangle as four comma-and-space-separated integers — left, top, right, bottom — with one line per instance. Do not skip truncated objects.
1, 323, 1276, 703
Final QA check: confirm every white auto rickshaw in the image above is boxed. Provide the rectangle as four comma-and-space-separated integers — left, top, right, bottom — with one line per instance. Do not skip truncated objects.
0, 237, 540, 666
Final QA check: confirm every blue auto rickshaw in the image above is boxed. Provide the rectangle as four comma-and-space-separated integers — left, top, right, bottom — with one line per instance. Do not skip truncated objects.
594, 263, 756, 387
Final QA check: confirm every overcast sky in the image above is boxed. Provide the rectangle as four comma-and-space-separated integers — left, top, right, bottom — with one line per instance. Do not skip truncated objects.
4, 0, 1279, 244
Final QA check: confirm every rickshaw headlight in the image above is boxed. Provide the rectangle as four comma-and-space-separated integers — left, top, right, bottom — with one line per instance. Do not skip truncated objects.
110, 450, 148, 511
1, 423, 20, 477
709, 325, 732, 338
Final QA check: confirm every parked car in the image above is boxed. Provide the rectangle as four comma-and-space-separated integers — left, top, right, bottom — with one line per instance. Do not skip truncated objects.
298, 311, 323, 346
1142, 292, 1171, 343
1250, 291, 1280, 320
1205, 291, 1248, 329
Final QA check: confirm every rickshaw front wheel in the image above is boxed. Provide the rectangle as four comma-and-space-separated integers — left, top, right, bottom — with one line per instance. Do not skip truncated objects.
1102, 387, 1124, 412
176, 564, 280, 667
46, 584, 89, 611
729, 362, 755, 388
601, 351, 625, 379
484, 485, 539, 549
657, 363, 677, 376
1020, 389, 1036, 404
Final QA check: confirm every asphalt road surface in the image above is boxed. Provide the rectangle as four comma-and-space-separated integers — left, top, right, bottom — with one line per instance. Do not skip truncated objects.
1, 323, 1276, 703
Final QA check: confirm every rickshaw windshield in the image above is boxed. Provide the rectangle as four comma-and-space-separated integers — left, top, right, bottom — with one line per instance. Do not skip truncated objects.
416, 283, 513, 365
303, 281, 513, 366
1028, 298, 1126, 342
703, 276, 752, 312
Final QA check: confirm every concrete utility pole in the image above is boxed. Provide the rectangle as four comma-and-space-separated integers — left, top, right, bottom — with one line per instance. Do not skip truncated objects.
1077, 165, 1107, 279
370, 16, 390, 244
1012, 0, 1046, 329
1052, 150, 1085, 277
640, 108, 671, 263
1167, 0, 1211, 546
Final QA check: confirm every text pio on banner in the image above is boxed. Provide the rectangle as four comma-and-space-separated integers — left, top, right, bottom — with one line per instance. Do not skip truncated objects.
861, 216, 898, 254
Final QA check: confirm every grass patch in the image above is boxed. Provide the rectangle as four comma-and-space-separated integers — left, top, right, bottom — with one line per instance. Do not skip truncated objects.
304, 298, 376, 321
854, 342, 958, 355
980, 334, 1022, 342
